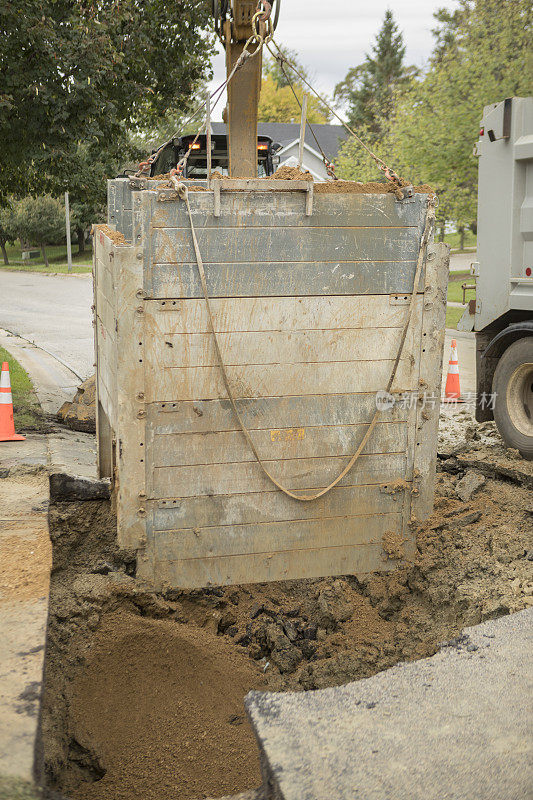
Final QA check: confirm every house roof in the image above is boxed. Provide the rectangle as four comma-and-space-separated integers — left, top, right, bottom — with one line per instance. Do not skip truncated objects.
210, 122, 348, 161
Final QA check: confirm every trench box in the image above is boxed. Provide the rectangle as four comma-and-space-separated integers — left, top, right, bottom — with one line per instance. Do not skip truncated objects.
94, 177, 449, 589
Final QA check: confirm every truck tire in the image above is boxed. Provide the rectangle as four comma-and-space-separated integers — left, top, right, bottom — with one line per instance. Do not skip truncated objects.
492, 337, 533, 460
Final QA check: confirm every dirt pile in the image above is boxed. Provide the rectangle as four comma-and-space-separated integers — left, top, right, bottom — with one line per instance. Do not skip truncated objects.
57, 374, 96, 434
0, 468, 50, 604
64, 610, 264, 800
271, 165, 433, 194
94, 224, 128, 246
313, 180, 434, 195
272, 165, 313, 181
42, 409, 532, 800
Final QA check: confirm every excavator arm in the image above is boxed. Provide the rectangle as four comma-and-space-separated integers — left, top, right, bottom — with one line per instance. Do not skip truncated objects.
213, 0, 281, 176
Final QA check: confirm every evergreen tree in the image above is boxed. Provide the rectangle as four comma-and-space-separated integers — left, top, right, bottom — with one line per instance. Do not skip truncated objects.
337, 0, 532, 236
334, 10, 412, 138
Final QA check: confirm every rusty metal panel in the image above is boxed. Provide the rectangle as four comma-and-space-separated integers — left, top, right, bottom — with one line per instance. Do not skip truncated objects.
96, 182, 448, 588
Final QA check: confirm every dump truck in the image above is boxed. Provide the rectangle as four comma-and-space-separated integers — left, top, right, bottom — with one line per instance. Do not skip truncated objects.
459, 96, 533, 459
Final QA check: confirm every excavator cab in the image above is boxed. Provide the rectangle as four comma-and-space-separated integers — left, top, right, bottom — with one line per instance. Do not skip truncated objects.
149, 134, 279, 178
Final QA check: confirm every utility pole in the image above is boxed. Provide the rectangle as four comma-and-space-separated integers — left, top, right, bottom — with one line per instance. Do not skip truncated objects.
65, 191, 72, 273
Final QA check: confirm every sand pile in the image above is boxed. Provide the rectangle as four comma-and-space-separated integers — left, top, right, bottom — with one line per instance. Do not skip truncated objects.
65, 611, 264, 800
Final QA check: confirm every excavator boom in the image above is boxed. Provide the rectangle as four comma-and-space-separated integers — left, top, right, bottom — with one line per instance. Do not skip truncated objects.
214, 0, 281, 176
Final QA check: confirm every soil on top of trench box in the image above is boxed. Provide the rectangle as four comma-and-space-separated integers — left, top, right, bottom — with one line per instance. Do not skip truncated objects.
42, 410, 533, 800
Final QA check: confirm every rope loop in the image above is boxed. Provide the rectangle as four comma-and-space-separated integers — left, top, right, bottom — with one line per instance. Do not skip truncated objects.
178, 189, 436, 502
251, 9, 273, 43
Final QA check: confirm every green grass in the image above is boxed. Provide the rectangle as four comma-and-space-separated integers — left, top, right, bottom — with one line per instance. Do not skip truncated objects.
1, 242, 92, 273
447, 277, 476, 304
443, 230, 477, 252
0, 347, 47, 432
445, 306, 465, 330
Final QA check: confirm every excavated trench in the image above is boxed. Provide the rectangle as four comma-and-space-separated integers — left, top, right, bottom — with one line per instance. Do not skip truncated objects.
41, 413, 533, 800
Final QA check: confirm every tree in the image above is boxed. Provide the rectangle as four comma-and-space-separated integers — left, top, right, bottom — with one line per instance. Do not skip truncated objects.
336, 0, 532, 236
334, 10, 413, 139
258, 45, 331, 123
389, 0, 532, 233
0, 204, 16, 265
0, 0, 214, 202
46, 142, 125, 253
13, 196, 66, 268
258, 75, 329, 124
264, 46, 312, 89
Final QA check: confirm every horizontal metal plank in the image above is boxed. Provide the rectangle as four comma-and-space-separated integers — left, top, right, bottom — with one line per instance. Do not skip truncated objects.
151, 421, 407, 467
144, 359, 417, 402
153, 482, 407, 529
151, 226, 420, 265
149, 541, 395, 589
153, 512, 400, 560
151, 452, 407, 498
148, 261, 422, 299
146, 393, 408, 435
144, 295, 422, 335
146, 325, 420, 369
147, 189, 427, 229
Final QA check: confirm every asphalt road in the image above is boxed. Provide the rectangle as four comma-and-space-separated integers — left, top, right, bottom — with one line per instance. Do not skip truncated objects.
247, 608, 533, 800
0, 271, 94, 379
0, 255, 476, 394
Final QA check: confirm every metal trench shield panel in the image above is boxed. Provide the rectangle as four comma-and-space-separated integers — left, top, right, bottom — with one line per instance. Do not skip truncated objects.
99, 180, 449, 589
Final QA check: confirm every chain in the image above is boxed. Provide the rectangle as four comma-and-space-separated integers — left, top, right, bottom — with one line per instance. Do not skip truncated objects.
266, 38, 410, 195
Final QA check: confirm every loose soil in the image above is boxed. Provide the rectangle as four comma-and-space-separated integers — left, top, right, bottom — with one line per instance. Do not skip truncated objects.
149, 167, 433, 196
66, 611, 265, 800
0, 469, 51, 604
94, 224, 128, 246
42, 410, 532, 800
272, 166, 434, 194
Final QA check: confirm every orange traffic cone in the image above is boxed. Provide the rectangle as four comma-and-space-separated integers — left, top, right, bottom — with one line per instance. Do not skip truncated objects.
443, 339, 463, 402
0, 361, 25, 441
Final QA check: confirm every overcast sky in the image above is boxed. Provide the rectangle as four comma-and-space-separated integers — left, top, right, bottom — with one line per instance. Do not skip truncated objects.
208, 0, 459, 120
